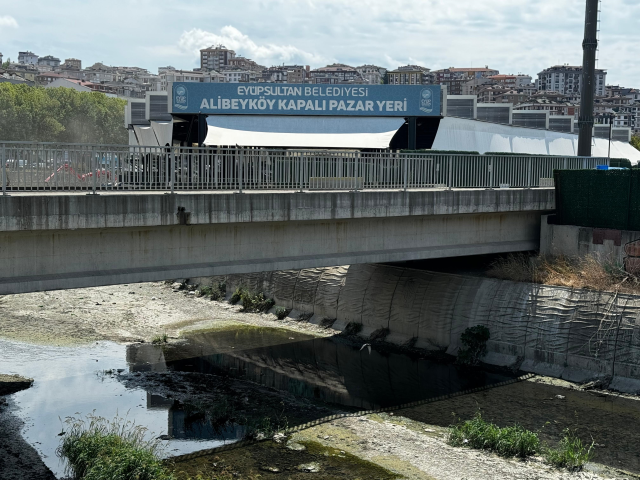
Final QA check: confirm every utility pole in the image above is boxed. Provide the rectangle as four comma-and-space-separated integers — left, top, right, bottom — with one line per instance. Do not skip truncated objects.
577, 0, 599, 157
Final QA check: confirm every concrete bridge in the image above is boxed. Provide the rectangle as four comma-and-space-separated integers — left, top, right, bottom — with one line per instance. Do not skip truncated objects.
0, 188, 554, 294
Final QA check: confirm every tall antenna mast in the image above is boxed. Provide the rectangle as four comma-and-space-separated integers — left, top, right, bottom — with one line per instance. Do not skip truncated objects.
577, 0, 599, 157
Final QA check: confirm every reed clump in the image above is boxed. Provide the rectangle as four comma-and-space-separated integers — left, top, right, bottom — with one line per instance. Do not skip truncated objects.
487, 254, 640, 294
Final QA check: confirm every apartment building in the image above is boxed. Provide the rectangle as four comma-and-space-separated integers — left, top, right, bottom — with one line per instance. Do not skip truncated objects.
38, 55, 61, 68
310, 64, 362, 84
536, 65, 607, 97
62, 58, 81, 70
386, 65, 431, 85
226, 56, 263, 72
356, 65, 387, 85
200, 45, 236, 71
18, 51, 38, 65
159, 69, 223, 91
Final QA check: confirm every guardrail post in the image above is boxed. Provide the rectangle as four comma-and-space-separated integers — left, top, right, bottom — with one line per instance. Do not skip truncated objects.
2, 144, 6, 196
299, 153, 304, 193
488, 159, 493, 189
526, 157, 532, 189
170, 149, 175, 194
238, 148, 243, 194
355, 152, 360, 191
448, 156, 453, 190
403, 154, 408, 192
91, 146, 97, 195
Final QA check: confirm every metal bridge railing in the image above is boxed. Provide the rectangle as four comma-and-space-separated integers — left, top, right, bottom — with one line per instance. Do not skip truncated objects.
0, 142, 609, 194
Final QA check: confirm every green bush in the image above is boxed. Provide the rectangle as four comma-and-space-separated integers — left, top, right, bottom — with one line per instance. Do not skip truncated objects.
57, 414, 173, 480
229, 287, 275, 313
274, 306, 289, 320
199, 282, 226, 301
456, 325, 490, 366
448, 412, 540, 458
229, 287, 243, 304
151, 333, 168, 345
544, 429, 593, 471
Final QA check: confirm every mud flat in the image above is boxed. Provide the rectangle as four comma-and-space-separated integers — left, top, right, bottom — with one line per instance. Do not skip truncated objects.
0, 374, 55, 480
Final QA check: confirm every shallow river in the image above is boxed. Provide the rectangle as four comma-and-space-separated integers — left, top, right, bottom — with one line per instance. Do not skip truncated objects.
0, 326, 511, 477
2, 325, 640, 478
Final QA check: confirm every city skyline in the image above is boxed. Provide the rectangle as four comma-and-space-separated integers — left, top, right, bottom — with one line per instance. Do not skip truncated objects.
0, 0, 639, 86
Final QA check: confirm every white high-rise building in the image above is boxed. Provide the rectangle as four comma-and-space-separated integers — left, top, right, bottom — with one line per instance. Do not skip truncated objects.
536, 65, 606, 97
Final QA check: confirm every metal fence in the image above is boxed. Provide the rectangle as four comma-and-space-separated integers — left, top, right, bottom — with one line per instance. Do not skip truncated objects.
0, 142, 610, 194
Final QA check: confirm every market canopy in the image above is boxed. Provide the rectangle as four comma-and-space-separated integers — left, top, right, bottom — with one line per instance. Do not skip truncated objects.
204, 115, 405, 149
432, 117, 640, 162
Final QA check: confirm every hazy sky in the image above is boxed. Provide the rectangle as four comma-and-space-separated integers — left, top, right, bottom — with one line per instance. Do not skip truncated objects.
0, 0, 638, 87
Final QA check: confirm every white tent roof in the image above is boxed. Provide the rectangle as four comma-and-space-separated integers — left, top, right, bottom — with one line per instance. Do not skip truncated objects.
432, 117, 640, 162
133, 125, 159, 147
204, 115, 404, 149
150, 121, 173, 147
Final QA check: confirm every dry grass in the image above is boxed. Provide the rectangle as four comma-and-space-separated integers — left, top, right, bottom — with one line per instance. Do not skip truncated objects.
487, 254, 640, 294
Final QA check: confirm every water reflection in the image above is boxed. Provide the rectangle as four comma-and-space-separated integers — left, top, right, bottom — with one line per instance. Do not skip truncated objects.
127, 327, 513, 411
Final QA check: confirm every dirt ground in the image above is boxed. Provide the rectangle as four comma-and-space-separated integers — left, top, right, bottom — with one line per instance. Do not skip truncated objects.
0, 281, 336, 346
1, 281, 638, 480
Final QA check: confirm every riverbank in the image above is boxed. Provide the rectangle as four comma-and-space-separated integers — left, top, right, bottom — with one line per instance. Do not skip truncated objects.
1, 281, 639, 479
0, 375, 55, 480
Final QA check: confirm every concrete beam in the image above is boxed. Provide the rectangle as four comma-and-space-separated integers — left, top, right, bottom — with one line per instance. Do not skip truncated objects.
0, 211, 542, 294
0, 189, 555, 232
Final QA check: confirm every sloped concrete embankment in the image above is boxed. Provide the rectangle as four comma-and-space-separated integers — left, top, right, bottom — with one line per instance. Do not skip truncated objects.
198, 264, 640, 393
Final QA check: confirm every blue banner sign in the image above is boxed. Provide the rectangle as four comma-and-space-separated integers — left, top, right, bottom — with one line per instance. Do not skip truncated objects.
170, 82, 441, 117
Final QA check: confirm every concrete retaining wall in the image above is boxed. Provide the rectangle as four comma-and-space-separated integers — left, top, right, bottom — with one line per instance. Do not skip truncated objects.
207, 264, 640, 393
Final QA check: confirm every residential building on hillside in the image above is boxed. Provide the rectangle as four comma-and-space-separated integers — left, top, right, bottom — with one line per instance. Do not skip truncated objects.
226, 56, 264, 72
493, 90, 530, 104
62, 58, 81, 70
355, 65, 387, 84
434, 67, 498, 95
310, 64, 362, 84
18, 51, 38, 65
222, 70, 255, 83
284, 65, 308, 83
461, 77, 495, 96
261, 65, 309, 83
38, 55, 61, 68
200, 45, 236, 71
475, 85, 511, 103
386, 65, 432, 85
513, 99, 579, 117
5, 63, 38, 82
159, 69, 223, 91
536, 65, 607, 97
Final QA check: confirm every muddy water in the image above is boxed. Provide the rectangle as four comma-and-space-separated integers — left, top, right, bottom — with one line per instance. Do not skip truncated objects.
126, 326, 512, 410
0, 340, 232, 477
3, 325, 640, 478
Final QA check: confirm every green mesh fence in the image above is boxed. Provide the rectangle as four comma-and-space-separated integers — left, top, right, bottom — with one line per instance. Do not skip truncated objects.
555, 169, 640, 230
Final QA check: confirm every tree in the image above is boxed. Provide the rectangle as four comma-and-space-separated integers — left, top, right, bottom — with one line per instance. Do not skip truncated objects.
632, 135, 640, 152
0, 83, 127, 144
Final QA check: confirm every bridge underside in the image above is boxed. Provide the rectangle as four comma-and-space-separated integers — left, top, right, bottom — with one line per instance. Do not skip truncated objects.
0, 211, 540, 294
